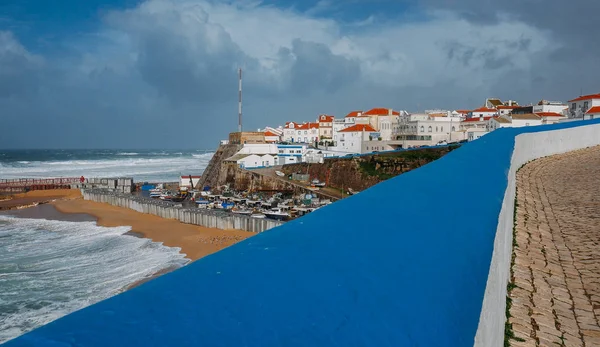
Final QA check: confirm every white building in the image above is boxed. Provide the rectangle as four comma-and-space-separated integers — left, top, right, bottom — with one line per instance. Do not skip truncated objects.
263, 126, 282, 143
469, 107, 498, 118
496, 105, 519, 116
568, 93, 600, 119
460, 116, 492, 131
467, 128, 489, 142
488, 116, 512, 131
585, 106, 600, 119
485, 98, 504, 109
532, 100, 568, 115
510, 113, 543, 127
317, 115, 334, 139
225, 153, 278, 169
276, 144, 307, 164
337, 124, 377, 153
394, 113, 463, 148
535, 112, 567, 124
283, 122, 319, 144
180, 175, 201, 188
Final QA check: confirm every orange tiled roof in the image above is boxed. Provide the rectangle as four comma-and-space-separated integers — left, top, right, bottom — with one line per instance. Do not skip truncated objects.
456, 109, 471, 114
471, 107, 498, 113
318, 115, 334, 122
362, 108, 400, 116
568, 93, 600, 102
535, 112, 565, 117
345, 111, 362, 118
586, 106, 600, 114
296, 122, 319, 130
264, 131, 280, 136
339, 124, 377, 132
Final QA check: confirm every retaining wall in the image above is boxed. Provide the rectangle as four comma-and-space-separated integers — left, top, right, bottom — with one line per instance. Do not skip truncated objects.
8, 119, 600, 347
81, 190, 283, 233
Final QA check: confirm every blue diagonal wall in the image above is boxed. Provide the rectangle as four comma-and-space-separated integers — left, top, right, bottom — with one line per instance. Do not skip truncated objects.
5, 119, 600, 347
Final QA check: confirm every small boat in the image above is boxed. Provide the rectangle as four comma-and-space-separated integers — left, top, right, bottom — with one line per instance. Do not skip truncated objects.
231, 208, 253, 215
347, 188, 359, 195
275, 171, 285, 177
264, 208, 290, 221
250, 213, 266, 219
159, 191, 175, 201
149, 190, 162, 198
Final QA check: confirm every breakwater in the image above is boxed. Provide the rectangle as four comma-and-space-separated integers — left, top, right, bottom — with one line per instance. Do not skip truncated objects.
81, 189, 283, 233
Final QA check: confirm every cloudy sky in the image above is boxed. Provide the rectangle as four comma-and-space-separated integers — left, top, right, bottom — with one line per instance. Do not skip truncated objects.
0, 0, 597, 149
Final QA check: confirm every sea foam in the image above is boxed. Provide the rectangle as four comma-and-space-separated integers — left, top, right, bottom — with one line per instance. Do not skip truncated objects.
0, 215, 189, 344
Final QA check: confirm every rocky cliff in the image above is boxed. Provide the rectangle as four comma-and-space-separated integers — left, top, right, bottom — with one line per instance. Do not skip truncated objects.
197, 143, 242, 189
280, 146, 459, 191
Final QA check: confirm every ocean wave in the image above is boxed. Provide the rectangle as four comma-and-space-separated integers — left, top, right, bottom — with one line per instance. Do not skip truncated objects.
0, 216, 188, 343
0, 153, 214, 182
116, 152, 139, 156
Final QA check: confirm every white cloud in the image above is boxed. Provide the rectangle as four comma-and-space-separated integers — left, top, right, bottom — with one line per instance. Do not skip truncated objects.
0, 0, 567, 148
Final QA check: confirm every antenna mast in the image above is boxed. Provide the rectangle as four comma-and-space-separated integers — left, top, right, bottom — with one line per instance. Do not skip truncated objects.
238, 68, 242, 132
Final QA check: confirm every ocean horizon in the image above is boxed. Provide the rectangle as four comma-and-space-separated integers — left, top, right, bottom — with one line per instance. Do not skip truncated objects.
0, 149, 214, 183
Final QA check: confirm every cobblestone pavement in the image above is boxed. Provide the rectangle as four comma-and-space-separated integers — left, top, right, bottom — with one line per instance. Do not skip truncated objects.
508, 146, 600, 347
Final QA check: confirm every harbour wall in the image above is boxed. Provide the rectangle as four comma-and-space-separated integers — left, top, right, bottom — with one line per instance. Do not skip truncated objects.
81, 189, 283, 233
9, 119, 600, 347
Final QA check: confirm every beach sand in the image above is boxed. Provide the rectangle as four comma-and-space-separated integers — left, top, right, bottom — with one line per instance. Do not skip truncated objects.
0, 189, 81, 211
51, 197, 255, 261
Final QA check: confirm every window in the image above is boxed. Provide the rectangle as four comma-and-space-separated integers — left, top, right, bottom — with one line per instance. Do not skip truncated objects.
584, 101, 589, 111
571, 103, 576, 110
420, 126, 424, 132
452, 126, 456, 131
441, 126, 443, 132
278, 150, 284, 153
304, 131, 307, 135
428, 126, 432, 133
435, 126, 438, 132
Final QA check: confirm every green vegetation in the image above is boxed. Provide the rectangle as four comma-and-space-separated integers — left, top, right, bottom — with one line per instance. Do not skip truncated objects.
358, 161, 394, 180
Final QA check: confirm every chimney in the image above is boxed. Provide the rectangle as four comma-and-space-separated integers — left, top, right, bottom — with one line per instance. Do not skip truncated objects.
357, 112, 362, 117
388, 108, 393, 116
479, 116, 483, 121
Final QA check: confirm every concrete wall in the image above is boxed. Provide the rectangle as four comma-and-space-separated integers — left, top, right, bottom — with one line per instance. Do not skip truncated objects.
82, 189, 283, 233
474, 121, 600, 347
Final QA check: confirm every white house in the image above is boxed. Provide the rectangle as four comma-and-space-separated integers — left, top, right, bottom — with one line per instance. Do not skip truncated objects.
337, 124, 377, 153
510, 113, 543, 127
535, 112, 567, 124
317, 115, 334, 139
276, 144, 307, 164
586, 106, 600, 119
467, 128, 489, 142
180, 175, 201, 188
496, 105, 519, 116
394, 114, 462, 148
225, 153, 278, 169
460, 116, 492, 131
532, 100, 568, 115
469, 107, 498, 118
488, 116, 512, 131
568, 93, 600, 119
263, 126, 282, 143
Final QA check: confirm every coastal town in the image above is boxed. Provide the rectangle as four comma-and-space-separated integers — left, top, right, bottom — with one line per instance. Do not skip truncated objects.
220, 92, 600, 170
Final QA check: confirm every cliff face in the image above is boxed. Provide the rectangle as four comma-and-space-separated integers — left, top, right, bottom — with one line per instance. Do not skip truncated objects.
197, 144, 242, 189
280, 146, 459, 191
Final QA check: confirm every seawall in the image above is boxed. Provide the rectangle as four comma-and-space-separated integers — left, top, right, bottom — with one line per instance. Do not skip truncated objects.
81, 189, 283, 233
7, 119, 600, 347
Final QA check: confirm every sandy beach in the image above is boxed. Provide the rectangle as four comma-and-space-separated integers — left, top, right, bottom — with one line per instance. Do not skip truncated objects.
2, 189, 255, 261
51, 194, 255, 261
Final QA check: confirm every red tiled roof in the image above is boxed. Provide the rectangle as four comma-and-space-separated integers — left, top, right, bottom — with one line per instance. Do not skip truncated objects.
362, 108, 400, 116
264, 131, 280, 136
569, 93, 600, 102
345, 111, 362, 118
318, 115, 334, 122
456, 109, 471, 114
339, 124, 377, 132
471, 107, 497, 113
462, 116, 492, 122
497, 105, 519, 109
535, 112, 565, 117
296, 122, 319, 130
586, 106, 600, 114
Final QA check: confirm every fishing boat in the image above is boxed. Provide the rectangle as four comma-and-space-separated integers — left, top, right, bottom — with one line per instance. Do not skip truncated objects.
250, 213, 266, 219
347, 188, 359, 195
263, 207, 290, 221
195, 198, 209, 208
275, 171, 285, 177
159, 191, 175, 201
149, 190, 162, 198
231, 208, 253, 215
311, 179, 326, 187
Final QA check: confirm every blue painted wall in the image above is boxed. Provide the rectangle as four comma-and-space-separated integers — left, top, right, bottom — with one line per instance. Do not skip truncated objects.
6, 119, 600, 347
